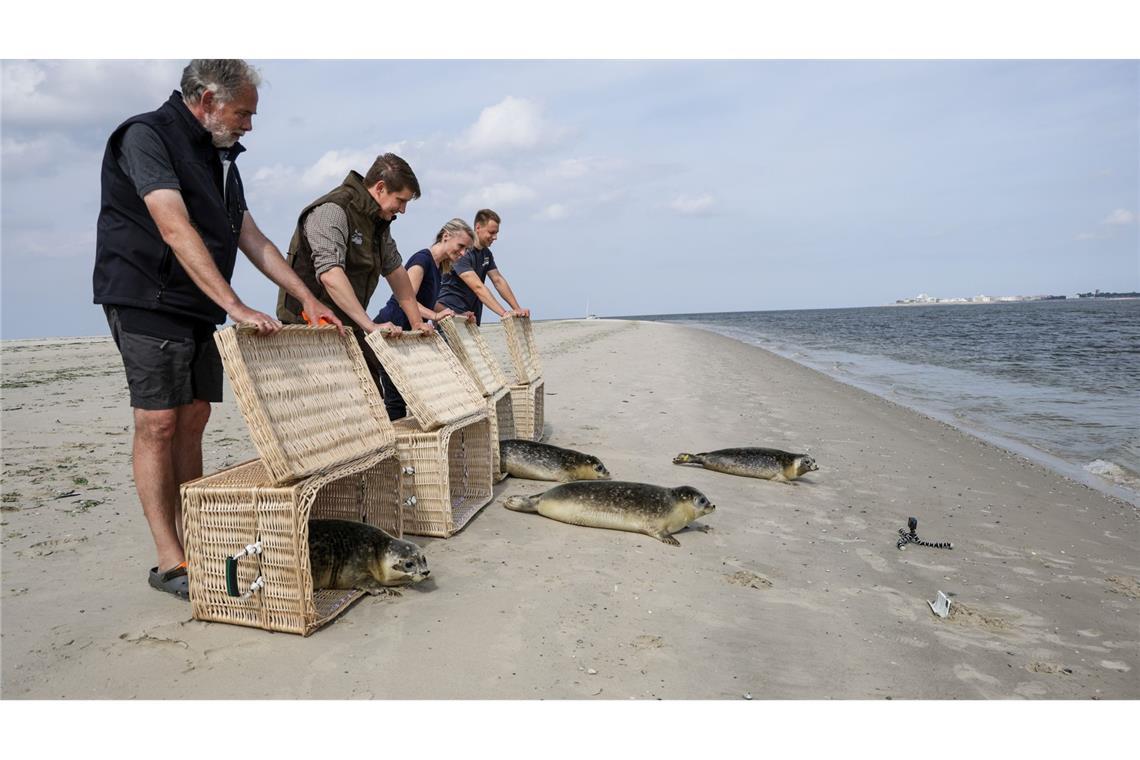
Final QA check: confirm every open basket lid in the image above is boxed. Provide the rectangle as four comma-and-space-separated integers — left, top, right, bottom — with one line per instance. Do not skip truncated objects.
214, 324, 395, 485
500, 314, 543, 384
437, 315, 509, 397
364, 329, 486, 430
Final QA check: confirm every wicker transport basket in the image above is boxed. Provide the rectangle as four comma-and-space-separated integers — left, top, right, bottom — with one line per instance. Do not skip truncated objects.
500, 314, 543, 385
509, 378, 545, 442
498, 315, 545, 442
437, 316, 514, 476
181, 325, 403, 635
365, 330, 494, 537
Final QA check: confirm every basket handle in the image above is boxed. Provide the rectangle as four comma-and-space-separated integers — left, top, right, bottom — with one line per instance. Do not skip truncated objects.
225, 542, 265, 598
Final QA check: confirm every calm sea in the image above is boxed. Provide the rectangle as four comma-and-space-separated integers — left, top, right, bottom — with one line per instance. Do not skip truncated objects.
635, 299, 1140, 505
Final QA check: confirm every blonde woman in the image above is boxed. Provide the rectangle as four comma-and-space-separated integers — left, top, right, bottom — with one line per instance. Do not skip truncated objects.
372, 217, 476, 418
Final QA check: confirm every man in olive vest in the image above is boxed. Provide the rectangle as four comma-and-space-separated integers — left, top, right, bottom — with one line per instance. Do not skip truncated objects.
278, 152, 430, 388
93, 59, 342, 601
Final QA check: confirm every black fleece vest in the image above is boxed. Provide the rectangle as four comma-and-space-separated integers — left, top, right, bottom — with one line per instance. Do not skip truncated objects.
93, 91, 246, 324
277, 171, 391, 325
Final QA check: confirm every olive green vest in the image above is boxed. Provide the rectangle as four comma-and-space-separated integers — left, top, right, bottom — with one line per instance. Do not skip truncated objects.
277, 171, 391, 325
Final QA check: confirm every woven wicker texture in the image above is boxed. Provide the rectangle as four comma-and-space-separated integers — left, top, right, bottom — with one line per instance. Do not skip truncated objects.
181, 450, 401, 635
495, 390, 516, 442
215, 324, 394, 485
364, 330, 485, 430
481, 387, 510, 479
393, 415, 494, 537
437, 316, 508, 396
510, 378, 545, 442
501, 315, 543, 384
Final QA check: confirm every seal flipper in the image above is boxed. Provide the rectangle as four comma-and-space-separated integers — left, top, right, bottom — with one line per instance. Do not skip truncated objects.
360, 580, 401, 597
651, 531, 681, 547
503, 494, 541, 513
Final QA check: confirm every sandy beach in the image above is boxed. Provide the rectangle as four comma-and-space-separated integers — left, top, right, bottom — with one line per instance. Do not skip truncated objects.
1, 318, 1137, 699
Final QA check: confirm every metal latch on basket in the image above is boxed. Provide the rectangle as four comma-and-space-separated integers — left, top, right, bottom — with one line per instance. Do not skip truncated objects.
225, 541, 265, 598
402, 466, 416, 475
404, 496, 417, 507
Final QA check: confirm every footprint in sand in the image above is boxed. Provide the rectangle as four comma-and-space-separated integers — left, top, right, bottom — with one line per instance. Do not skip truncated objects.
855, 547, 890, 573
1025, 662, 1072, 675
1105, 576, 1140, 600
631, 635, 665, 650
946, 602, 1014, 633
725, 570, 772, 589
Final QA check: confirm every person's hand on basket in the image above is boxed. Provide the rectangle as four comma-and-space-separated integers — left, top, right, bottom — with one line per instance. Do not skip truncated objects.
462, 311, 477, 323
369, 321, 402, 335
433, 307, 456, 322
230, 304, 282, 335
300, 298, 345, 334
511, 307, 530, 319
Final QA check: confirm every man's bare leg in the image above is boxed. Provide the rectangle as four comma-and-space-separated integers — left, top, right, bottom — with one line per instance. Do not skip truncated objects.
133, 407, 186, 571
171, 400, 211, 544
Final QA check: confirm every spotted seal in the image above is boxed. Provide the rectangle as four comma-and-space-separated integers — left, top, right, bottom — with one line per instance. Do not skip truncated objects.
503, 481, 714, 546
673, 447, 818, 482
499, 439, 611, 482
308, 519, 429, 595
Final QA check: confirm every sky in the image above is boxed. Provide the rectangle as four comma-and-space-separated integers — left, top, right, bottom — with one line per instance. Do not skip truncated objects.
1, 57, 1137, 339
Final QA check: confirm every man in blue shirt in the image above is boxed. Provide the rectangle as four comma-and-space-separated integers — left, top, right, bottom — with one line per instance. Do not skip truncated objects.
435, 209, 529, 325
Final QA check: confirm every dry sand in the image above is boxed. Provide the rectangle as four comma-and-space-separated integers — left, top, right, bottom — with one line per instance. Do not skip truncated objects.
1, 319, 1137, 699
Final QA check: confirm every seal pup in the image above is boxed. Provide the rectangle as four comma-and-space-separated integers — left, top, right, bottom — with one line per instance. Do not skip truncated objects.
673, 447, 818, 482
503, 481, 714, 546
499, 439, 611, 482
308, 519, 429, 595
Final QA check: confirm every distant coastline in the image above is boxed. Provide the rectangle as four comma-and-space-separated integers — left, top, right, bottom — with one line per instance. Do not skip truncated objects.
889, 290, 1139, 306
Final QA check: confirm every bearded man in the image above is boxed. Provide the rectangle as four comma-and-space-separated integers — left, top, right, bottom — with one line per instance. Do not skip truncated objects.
93, 59, 341, 601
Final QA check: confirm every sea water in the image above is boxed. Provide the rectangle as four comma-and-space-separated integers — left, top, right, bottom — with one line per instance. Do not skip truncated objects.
636, 299, 1140, 505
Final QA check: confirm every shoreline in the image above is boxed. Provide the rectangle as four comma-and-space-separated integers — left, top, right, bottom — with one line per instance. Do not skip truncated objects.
639, 318, 1139, 509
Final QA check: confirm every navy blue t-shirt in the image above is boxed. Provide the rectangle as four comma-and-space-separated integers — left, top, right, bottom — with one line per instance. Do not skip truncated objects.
436, 247, 497, 325
373, 249, 440, 330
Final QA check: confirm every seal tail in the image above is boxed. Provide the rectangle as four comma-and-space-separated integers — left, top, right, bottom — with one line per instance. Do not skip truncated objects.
673, 452, 702, 466
503, 495, 540, 513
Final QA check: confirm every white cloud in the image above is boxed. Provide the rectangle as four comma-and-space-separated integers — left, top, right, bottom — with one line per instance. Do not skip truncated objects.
1102, 209, 1135, 225
534, 203, 569, 221
668, 193, 716, 215
0, 133, 95, 178
300, 148, 380, 190
460, 182, 536, 208
453, 96, 565, 156
1, 60, 180, 127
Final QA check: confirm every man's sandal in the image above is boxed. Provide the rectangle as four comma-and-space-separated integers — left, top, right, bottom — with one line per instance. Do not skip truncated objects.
148, 562, 190, 600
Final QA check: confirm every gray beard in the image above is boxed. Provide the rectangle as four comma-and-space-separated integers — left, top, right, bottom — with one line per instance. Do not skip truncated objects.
203, 111, 239, 148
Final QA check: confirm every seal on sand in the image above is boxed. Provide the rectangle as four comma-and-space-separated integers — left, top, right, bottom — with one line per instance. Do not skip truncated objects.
308, 519, 430, 595
673, 447, 818, 482
503, 481, 714, 546
500, 439, 611, 482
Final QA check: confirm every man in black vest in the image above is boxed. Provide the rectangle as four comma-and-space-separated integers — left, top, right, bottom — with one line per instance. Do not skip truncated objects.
93, 59, 341, 600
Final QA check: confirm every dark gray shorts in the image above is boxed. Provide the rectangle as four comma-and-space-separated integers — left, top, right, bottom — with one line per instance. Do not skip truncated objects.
105, 306, 223, 410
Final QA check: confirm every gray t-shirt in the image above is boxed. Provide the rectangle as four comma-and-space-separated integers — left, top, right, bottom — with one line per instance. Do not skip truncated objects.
117, 123, 235, 201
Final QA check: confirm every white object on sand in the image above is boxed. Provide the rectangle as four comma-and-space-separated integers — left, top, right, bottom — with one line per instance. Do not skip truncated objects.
928, 590, 952, 618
